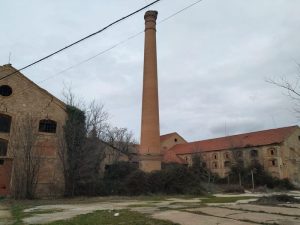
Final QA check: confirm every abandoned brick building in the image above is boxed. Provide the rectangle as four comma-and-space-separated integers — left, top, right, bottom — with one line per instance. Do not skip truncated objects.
0, 64, 67, 196
162, 126, 300, 184
0, 64, 131, 197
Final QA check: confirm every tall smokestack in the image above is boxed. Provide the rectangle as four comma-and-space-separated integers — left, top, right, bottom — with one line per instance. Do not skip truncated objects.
139, 10, 161, 172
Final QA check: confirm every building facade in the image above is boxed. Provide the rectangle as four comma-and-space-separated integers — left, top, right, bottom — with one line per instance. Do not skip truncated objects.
0, 64, 67, 196
162, 126, 300, 184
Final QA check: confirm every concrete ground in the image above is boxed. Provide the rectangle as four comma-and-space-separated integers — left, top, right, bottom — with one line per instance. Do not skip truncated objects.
1, 191, 300, 225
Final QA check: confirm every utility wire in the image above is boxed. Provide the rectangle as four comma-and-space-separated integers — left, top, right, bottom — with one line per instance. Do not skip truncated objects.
0, 0, 161, 81
0, 0, 203, 103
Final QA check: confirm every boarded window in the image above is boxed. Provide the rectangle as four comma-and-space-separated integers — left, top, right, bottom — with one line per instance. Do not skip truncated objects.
0, 139, 8, 156
39, 119, 57, 133
0, 114, 11, 133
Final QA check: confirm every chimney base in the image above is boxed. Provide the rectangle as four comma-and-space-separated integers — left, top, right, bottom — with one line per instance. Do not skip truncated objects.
139, 154, 162, 172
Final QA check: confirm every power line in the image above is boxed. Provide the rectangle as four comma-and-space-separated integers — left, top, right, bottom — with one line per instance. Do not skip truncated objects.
39, 0, 204, 82
0, 0, 161, 81
0, 0, 204, 103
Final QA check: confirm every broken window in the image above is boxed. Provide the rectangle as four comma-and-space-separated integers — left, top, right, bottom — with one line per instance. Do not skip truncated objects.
39, 119, 57, 133
0, 139, 8, 156
0, 114, 11, 133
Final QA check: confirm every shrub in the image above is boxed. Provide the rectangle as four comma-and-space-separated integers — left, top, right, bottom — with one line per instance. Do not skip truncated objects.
147, 170, 167, 194
221, 185, 245, 193
126, 170, 149, 195
104, 162, 138, 181
101, 162, 138, 195
154, 164, 203, 195
255, 194, 300, 204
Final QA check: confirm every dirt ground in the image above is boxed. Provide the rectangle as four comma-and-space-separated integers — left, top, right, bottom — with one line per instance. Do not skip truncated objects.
1, 191, 300, 225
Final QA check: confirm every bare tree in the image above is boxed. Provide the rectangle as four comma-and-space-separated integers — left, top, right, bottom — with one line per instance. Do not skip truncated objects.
10, 115, 41, 199
85, 100, 109, 139
59, 88, 111, 195
104, 127, 136, 163
266, 64, 300, 114
59, 87, 137, 196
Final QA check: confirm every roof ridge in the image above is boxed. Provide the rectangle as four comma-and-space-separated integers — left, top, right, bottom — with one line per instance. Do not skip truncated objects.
189, 125, 298, 144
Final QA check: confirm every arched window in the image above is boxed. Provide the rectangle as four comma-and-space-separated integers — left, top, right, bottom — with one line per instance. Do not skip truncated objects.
268, 148, 276, 156
213, 153, 218, 160
224, 152, 230, 159
39, 119, 57, 133
0, 139, 8, 156
270, 159, 277, 167
0, 114, 11, 133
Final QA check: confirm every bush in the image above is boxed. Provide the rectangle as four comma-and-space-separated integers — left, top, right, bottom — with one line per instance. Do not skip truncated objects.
221, 185, 245, 193
148, 164, 203, 195
101, 162, 138, 195
104, 162, 138, 181
255, 194, 300, 204
126, 170, 149, 195
99, 162, 205, 196
225, 161, 295, 190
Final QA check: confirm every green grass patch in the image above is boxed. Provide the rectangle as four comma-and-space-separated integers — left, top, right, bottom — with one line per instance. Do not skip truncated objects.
201, 196, 254, 204
11, 203, 26, 225
36, 209, 178, 225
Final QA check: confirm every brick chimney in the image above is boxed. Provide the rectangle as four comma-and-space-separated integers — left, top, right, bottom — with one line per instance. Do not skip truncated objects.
139, 10, 161, 172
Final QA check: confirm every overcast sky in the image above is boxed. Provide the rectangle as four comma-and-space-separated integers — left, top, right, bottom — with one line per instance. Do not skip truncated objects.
1, 0, 300, 141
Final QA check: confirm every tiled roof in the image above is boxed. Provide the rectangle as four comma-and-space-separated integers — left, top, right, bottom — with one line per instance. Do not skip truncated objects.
164, 126, 298, 159
163, 149, 188, 164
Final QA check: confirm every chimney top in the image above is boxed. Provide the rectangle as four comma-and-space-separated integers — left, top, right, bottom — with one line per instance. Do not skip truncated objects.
144, 10, 158, 20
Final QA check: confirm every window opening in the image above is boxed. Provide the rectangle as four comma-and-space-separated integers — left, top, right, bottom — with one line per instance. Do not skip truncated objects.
0, 139, 8, 156
0, 85, 12, 96
39, 119, 57, 133
0, 114, 11, 133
